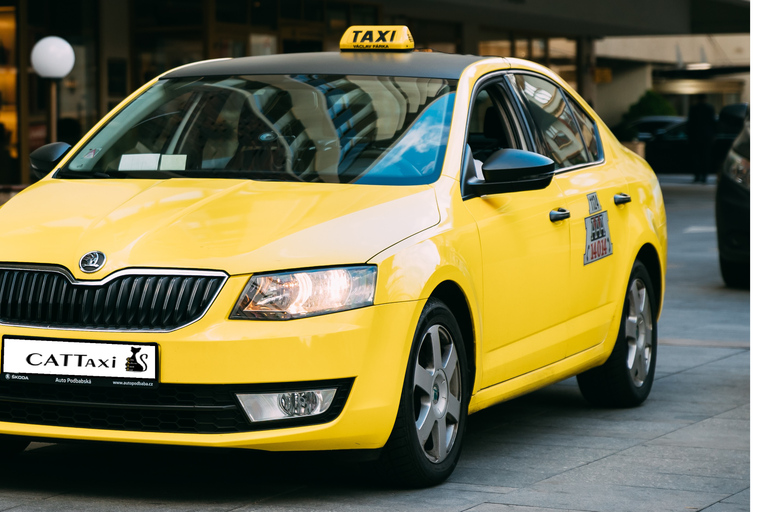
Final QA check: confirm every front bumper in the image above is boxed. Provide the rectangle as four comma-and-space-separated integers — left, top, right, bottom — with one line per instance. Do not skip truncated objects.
0, 291, 425, 451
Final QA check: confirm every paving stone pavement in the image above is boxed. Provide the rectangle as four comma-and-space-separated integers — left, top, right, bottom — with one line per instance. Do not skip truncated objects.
0, 343, 749, 512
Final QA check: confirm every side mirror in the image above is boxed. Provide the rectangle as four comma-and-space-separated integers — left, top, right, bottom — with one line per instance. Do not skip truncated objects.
29, 142, 72, 181
463, 148, 555, 199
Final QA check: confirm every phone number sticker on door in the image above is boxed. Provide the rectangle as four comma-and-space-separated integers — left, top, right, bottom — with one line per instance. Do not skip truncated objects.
584, 211, 613, 265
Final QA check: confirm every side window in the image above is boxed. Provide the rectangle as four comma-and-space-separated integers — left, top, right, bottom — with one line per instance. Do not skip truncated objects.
513, 74, 590, 170
466, 83, 521, 164
664, 123, 688, 140
568, 98, 601, 162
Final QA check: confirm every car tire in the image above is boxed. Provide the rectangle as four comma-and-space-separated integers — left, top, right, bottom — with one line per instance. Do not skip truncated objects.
377, 298, 469, 488
0, 435, 30, 457
577, 260, 657, 407
719, 255, 749, 289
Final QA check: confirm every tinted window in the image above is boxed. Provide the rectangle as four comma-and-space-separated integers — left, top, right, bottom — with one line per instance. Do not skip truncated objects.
568, 98, 600, 161
466, 86, 521, 163
718, 104, 747, 136
633, 121, 674, 134
513, 74, 589, 169
61, 75, 457, 186
663, 123, 688, 140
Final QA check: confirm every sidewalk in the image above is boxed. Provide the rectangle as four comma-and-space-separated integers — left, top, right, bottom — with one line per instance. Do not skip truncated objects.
0, 185, 24, 206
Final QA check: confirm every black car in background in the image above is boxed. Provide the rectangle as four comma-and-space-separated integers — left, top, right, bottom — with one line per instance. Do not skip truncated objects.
612, 116, 685, 142
645, 103, 748, 175
716, 113, 750, 288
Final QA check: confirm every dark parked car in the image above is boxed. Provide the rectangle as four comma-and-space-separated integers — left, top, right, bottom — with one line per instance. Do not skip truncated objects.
716, 113, 749, 288
611, 116, 685, 142
645, 103, 747, 175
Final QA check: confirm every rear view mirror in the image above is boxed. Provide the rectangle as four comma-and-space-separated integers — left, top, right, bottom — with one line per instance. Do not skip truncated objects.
463, 148, 555, 199
29, 142, 72, 181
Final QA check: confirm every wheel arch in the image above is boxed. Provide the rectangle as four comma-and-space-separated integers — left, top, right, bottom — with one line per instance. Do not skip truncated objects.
429, 280, 477, 391
636, 242, 663, 321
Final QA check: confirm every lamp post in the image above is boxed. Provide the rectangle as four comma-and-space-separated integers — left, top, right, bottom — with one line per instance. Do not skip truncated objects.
30, 36, 75, 143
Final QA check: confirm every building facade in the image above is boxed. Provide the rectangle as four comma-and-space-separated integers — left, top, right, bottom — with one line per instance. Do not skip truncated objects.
0, 0, 749, 187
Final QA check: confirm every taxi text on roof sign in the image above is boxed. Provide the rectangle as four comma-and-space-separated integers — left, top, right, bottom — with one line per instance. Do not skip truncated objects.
340, 25, 414, 51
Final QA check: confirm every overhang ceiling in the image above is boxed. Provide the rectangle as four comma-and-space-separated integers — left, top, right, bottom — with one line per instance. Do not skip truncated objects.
380, 0, 749, 37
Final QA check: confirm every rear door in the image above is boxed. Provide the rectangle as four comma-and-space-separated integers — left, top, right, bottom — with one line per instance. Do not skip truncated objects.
509, 73, 631, 357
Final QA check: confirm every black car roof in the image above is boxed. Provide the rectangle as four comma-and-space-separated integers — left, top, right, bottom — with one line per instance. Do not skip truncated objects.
162, 52, 490, 80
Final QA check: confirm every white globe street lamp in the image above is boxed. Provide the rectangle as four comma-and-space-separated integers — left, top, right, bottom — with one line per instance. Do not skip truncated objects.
31, 36, 75, 143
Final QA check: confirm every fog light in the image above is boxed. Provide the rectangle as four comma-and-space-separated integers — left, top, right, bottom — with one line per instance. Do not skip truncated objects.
236, 389, 336, 423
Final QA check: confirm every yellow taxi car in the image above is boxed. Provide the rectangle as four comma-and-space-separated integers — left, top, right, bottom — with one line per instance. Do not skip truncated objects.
0, 26, 666, 486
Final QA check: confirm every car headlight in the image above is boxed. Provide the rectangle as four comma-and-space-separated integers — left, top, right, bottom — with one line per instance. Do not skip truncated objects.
722, 150, 750, 190
231, 266, 377, 320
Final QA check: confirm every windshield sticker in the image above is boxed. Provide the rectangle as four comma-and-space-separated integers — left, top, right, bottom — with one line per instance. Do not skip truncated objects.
159, 154, 187, 171
587, 192, 601, 214
83, 148, 101, 159
584, 211, 613, 265
118, 154, 161, 171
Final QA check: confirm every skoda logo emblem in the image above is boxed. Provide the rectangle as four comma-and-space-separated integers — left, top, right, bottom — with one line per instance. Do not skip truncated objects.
79, 251, 107, 273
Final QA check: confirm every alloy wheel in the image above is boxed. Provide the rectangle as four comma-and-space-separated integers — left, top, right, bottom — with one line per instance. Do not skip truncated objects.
626, 278, 653, 387
412, 324, 462, 463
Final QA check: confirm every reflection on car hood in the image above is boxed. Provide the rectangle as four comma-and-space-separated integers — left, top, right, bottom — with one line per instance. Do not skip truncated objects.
0, 179, 439, 277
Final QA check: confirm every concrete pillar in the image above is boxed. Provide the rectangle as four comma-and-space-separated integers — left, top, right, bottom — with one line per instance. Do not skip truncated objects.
577, 37, 597, 107
461, 23, 480, 55
18, 0, 29, 184
99, 0, 131, 118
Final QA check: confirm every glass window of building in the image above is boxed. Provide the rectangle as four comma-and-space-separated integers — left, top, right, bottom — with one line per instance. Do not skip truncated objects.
549, 38, 577, 89
250, 34, 277, 56
326, 2, 348, 31
133, 0, 203, 27
216, 1, 248, 24
531, 38, 546, 63
280, 0, 302, 19
28, 0, 99, 151
514, 39, 529, 59
252, 1, 278, 29
304, 0, 324, 21
133, 0, 204, 85
0, 3, 16, 184
478, 40, 511, 57
350, 4, 377, 24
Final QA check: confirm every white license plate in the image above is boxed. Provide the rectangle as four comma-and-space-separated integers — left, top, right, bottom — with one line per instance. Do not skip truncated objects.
2, 337, 158, 386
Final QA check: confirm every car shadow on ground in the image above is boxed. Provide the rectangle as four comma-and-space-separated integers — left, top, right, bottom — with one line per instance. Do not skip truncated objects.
0, 385, 592, 502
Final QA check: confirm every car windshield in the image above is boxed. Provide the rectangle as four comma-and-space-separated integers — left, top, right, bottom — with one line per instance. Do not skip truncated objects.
60, 74, 457, 186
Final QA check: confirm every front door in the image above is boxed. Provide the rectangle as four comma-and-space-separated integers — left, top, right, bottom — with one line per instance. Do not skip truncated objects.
462, 80, 571, 389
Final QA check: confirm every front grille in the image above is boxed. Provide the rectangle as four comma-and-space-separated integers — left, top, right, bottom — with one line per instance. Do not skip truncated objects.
0, 379, 353, 434
0, 266, 226, 331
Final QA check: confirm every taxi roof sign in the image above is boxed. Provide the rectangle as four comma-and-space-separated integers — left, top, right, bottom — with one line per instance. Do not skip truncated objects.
340, 26, 414, 52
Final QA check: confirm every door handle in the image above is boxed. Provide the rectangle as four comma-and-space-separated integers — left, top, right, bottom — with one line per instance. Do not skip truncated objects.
614, 193, 632, 205
549, 208, 570, 222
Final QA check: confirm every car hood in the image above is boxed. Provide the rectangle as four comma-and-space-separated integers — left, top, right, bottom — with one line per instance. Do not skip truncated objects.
0, 179, 439, 278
